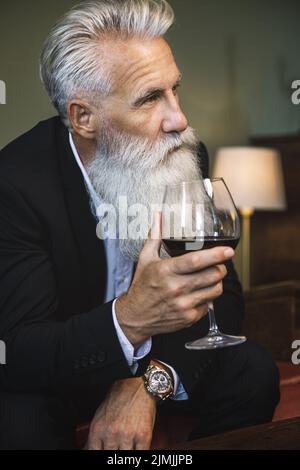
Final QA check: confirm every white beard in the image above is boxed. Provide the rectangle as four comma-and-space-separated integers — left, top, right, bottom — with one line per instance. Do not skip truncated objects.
86, 123, 203, 261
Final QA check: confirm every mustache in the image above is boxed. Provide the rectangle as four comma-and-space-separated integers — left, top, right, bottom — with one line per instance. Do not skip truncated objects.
93, 124, 198, 172
146, 127, 197, 156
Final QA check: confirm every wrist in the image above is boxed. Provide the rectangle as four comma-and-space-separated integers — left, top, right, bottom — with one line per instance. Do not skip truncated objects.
112, 376, 157, 407
115, 295, 147, 348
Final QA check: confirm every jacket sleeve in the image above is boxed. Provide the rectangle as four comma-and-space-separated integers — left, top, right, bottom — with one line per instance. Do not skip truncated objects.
0, 178, 137, 394
150, 260, 245, 395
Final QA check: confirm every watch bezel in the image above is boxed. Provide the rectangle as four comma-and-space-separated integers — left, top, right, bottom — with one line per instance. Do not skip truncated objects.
144, 365, 174, 401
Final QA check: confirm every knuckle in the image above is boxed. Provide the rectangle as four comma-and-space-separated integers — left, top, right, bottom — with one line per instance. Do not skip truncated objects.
106, 424, 119, 439
123, 435, 134, 447
223, 263, 228, 276
190, 253, 200, 270
199, 304, 209, 318
218, 264, 227, 278
211, 266, 222, 283
177, 297, 191, 313
168, 281, 183, 298
185, 308, 199, 326
156, 261, 170, 280
214, 281, 223, 296
138, 429, 151, 442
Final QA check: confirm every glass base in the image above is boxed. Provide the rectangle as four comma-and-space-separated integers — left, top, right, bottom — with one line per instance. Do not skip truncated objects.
185, 332, 247, 350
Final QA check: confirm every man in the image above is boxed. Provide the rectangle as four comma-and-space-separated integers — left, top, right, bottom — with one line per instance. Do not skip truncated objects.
0, 0, 279, 450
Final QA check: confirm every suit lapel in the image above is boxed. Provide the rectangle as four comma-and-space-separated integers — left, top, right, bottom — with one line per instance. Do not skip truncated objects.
54, 119, 107, 307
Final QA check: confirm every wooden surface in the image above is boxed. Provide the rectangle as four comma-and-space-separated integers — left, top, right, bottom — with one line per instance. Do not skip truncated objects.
171, 417, 300, 450
274, 362, 300, 421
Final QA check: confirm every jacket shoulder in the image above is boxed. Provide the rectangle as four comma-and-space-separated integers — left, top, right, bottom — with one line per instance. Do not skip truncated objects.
0, 116, 66, 189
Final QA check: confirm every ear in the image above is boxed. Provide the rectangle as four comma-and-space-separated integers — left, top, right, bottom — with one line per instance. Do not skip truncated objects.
67, 99, 100, 140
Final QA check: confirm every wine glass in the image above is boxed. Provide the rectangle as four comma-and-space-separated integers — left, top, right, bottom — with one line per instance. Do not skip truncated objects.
161, 178, 246, 350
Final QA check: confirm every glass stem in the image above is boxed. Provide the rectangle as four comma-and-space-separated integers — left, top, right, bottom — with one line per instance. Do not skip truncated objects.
208, 301, 220, 335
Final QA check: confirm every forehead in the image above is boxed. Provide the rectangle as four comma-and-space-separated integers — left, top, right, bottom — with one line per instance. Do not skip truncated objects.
104, 37, 180, 96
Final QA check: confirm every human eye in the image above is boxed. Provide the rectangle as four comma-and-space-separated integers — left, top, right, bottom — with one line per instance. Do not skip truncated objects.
172, 83, 181, 95
143, 92, 161, 104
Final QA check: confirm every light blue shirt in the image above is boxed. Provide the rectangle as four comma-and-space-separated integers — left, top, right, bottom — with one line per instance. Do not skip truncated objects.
69, 133, 188, 400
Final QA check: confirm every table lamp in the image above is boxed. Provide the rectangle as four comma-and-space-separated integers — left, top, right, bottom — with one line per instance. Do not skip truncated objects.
213, 147, 286, 291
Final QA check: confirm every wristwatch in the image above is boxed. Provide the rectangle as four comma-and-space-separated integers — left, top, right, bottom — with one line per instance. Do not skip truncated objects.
143, 364, 174, 401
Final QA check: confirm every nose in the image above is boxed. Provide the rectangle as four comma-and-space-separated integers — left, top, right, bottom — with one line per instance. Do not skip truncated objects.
161, 96, 188, 134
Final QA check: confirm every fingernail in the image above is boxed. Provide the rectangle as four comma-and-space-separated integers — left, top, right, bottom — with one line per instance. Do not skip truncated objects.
224, 248, 235, 258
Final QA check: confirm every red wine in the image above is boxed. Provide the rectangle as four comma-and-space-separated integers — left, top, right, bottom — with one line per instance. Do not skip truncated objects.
163, 237, 239, 257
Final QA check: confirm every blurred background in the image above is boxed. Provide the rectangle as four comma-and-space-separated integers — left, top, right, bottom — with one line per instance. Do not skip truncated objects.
0, 0, 300, 427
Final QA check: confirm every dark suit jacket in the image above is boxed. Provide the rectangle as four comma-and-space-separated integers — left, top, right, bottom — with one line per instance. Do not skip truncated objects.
0, 116, 244, 397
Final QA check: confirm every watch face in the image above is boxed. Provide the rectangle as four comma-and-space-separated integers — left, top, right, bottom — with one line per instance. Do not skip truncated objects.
149, 370, 171, 394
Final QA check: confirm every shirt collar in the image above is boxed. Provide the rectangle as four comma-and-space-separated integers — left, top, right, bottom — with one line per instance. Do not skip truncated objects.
68, 132, 102, 209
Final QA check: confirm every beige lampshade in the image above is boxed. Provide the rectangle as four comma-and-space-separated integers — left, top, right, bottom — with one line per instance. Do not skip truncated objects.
213, 147, 286, 211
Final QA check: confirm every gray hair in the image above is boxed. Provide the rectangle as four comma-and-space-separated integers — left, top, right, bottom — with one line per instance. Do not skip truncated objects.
40, 0, 175, 129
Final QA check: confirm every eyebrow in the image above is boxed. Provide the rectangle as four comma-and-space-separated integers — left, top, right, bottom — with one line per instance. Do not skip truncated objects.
132, 73, 182, 107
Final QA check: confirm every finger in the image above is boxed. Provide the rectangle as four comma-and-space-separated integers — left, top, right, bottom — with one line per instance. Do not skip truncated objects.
179, 282, 224, 316
87, 438, 104, 451
134, 438, 152, 451
118, 440, 135, 450
170, 247, 234, 275
140, 212, 162, 261
103, 440, 119, 450
177, 264, 227, 293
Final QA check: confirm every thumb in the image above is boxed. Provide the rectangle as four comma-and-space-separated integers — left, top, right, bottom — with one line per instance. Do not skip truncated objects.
141, 212, 162, 260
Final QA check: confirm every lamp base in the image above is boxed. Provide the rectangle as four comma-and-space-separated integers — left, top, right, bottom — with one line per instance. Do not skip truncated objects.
240, 208, 254, 292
